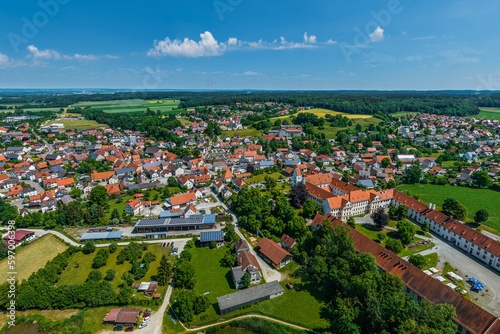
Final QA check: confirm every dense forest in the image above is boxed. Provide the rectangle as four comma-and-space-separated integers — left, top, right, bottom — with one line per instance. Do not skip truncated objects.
81, 109, 183, 143
2, 91, 500, 116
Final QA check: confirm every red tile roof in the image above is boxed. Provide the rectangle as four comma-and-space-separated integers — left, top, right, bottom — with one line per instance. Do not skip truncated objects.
257, 238, 292, 266
316, 214, 500, 334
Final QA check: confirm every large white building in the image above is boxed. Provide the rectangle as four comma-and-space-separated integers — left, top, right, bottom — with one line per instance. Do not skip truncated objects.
304, 173, 500, 272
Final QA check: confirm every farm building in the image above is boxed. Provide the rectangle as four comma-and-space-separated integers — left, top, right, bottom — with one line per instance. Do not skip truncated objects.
132, 214, 216, 235
103, 308, 141, 326
133, 281, 158, 295
80, 231, 123, 242
199, 230, 224, 247
3, 230, 35, 248
217, 281, 284, 314
257, 238, 292, 269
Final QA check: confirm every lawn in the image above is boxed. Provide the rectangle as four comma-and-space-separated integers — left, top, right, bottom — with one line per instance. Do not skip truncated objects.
0, 234, 68, 283
355, 223, 434, 257
397, 184, 500, 232
421, 253, 438, 270
222, 128, 262, 138
47, 119, 108, 130
59, 243, 173, 288
391, 111, 418, 118
73, 99, 180, 114
191, 246, 235, 302
246, 172, 285, 184
187, 247, 329, 330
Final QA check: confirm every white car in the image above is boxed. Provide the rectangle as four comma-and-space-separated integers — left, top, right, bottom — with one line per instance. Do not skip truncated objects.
138, 323, 147, 329
143, 316, 150, 322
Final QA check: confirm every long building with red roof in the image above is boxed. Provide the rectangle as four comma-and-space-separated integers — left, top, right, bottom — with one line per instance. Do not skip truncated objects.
314, 213, 500, 334
303, 174, 500, 271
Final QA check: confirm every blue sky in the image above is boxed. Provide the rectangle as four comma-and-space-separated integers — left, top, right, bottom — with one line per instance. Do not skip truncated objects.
0, 0, 499, 90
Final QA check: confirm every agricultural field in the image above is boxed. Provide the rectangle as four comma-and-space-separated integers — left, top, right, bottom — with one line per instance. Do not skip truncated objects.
0, 104, 63, 113
397, 184, 500, 232
47, 119, 108, 130
59, 243, 173, 288
72, 99, 180, 114
0, 234, 68, 282
475, 108, 500, 120
188, 246, 329, 330
272, 108, 373, 121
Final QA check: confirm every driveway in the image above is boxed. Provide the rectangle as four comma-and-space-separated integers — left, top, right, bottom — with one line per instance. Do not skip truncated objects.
418, 236, 500, 316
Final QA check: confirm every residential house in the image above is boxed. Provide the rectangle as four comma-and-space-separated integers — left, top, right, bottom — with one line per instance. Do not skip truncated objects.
125, 199, 144, 215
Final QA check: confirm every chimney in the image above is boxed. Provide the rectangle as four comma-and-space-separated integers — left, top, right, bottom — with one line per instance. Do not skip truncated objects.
433, 204, 436, 210
428, 203, 432, 209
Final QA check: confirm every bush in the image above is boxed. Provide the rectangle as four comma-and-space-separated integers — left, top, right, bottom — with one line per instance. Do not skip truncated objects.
409, 254, 426, 269
385, 238, 404, 253
82, 241, 96, 255
92, 249, 109, 269
105, 269, 116, 281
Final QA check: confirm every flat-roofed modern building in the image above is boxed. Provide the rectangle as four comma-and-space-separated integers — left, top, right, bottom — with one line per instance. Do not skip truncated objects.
132, 214, 216, 235
217, 281, 284, 314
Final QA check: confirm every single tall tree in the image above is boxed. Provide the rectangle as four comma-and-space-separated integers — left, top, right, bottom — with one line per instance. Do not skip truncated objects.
371, 207, 389, 229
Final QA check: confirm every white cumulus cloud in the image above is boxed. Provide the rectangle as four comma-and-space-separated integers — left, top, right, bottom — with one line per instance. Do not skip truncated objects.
28, 45, 61, 59
0, 53, 12, 67
27, 45, 117, 61
148, 31, 320, 57
303, 32, 317, 44
369, 27, 384, 42
148, 31, 234, 57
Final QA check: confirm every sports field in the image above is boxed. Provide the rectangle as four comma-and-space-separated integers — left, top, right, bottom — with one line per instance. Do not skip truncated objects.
0, 234, 68, 282
73, 99, 180, 114
397, 184, 500, 232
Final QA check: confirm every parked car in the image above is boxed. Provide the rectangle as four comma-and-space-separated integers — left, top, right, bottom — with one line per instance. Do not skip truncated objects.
143, 316, 150, 321
125, 327, 134, 332
143, 312, 151, 318
138, 323, 147, 329
113, 325, 123, 331
145, 308, 152, 313
170, 242, 174, 247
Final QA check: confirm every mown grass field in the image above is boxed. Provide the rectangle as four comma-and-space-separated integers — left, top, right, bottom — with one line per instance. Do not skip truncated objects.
475, 108, 500, 120
47, 119, 108, 130
59, 243, 173, 288
73, 99, 180, 114
188, 247, 329, 330
397, 184, 500, 232
0, 234, 68, 282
